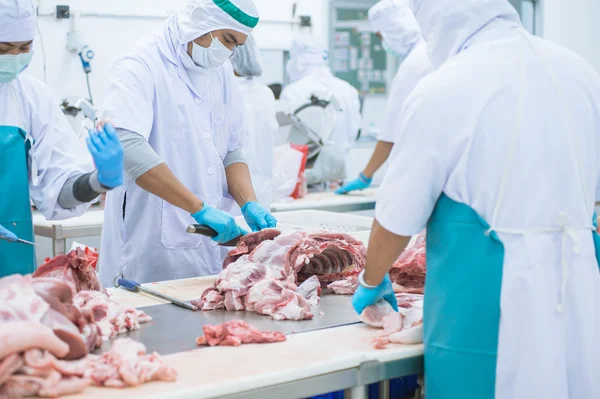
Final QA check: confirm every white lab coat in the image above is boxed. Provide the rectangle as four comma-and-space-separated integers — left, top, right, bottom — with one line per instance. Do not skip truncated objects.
281, 69, 362, 155
99, 20, 245, 285
377, 39, 432, 143
0, 75, 93, 220
235, 76, 276, 210
377, 1, 600, 397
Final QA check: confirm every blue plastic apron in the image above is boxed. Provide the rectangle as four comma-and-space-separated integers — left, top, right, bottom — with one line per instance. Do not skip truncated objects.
0, 125, 36, 276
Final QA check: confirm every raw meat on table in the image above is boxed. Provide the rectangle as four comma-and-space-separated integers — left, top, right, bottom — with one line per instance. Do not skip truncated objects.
222, 228, 282, 268
389, 230, 427, 294
32, 248, 104, 296
193, 229, 366, 320
360, 293, 424, 349
245, 278, 313, 320
327, 276, 358, 295
196, 320, 286, 347
73, 290, 152, 341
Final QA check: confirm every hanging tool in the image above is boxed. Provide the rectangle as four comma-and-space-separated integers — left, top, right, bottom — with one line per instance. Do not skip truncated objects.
115, 277, 198, 311
0, 236, 37, 246
186, 224, 242, 247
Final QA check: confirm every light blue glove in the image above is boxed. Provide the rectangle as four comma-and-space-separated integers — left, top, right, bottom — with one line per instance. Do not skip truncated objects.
192, 206, 249, 243
0, 224, 17, 242
335, 173, 372, 195
352, 273, 399, 315
87, 123, 124, 189
241, 202, 278, 232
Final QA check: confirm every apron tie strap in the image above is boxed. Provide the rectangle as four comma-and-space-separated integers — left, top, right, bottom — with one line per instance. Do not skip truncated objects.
487, 212, 593, 313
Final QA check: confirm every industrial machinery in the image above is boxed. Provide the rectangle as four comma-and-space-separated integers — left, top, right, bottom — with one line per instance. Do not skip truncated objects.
277, 91, 346, 186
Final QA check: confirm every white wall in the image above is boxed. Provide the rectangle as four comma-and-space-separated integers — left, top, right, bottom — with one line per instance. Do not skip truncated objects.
541, 0, 600, 73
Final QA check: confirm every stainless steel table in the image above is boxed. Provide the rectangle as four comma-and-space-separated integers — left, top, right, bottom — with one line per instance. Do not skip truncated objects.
32, 209, 104, 255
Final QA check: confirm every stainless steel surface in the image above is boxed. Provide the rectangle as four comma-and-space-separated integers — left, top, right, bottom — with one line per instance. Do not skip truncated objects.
378, 379, 390, 399
96, 294, 360, 356
345, 385, 368, 399
137, 285, 198, 311
270, 201, 375, 213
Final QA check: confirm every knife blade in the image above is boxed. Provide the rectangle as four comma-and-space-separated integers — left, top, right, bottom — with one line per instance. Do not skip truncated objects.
116, 278, 198, 311
185, 224, 242, 247
0, 236, 37, 246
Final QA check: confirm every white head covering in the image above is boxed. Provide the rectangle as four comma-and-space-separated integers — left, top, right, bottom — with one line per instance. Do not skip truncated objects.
0, 0, 37, 42
230, 34, 262, 77
368, 0, 422, 57
410, 0, 520, 68
286, 35, 330, 83
176, 0, 259, 45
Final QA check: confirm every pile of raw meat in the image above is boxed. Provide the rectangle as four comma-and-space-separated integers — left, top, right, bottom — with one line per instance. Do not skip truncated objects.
192, 229, 366, 320
360, 293, 424, 349
0, 249, 175, 397
196, 321, 286, 347
326, 230, 427, 296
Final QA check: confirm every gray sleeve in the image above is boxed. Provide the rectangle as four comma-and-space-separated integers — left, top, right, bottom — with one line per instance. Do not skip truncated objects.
57, 171, 106, 209
223, 148, 248, 168
117, 128, 164, 181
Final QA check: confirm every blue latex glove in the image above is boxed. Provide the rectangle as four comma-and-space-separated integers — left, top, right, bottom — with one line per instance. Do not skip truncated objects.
192, 206, 249, 243
0, 224, 17, 242
87, 123, 124, 189
335, 173, 372, 195
241, 202, 278, 232
352, 274, 399, 315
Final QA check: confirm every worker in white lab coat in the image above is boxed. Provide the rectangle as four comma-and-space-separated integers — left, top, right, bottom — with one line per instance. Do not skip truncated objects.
229, 34, 277, 210
281, 35, 362, 158
0, 0, 123, 276
99, 0, 277, 286
336, 0, 432, 194
352, 0, 600, 398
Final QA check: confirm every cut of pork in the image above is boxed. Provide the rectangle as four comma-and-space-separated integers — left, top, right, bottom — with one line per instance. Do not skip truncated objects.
389, 230, 426, 294
245, 278, 313, 321
196, 320, 286, 347
73, 290, 152, 341
327, 276, 358, 295
222, 229, 282, 268
32, 248, 104, 296
295, 275, 321, 306
360, 294, 424, 349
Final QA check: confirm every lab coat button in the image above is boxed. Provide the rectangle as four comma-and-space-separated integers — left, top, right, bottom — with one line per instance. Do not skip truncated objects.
207, 167, 215, 175
195, 98, 201, 104
204, 133, 210, 139
210, 241, 218, 247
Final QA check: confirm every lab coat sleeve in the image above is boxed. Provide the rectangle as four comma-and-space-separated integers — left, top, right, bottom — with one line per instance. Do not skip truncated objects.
374, 90, 457, 236
101, 57, 155, 139
348, 88, 362, 142
227, 77, 246, 153
28, 82, 95, 220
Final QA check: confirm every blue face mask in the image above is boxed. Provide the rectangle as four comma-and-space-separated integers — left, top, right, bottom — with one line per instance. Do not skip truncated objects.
0, 52, 33, 83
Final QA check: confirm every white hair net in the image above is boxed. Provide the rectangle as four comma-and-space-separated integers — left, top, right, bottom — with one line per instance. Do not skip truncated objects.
230, 34, 263, 77
176, 0, 259, 45
0, 0, 37, 42
368, 0, 422, 57
286, 35, 329, 83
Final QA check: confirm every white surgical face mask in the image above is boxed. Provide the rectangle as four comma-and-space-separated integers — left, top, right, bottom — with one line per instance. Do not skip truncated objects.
0, 52, 33, 83
191, 32, 233, 69
382, 40, 407, 63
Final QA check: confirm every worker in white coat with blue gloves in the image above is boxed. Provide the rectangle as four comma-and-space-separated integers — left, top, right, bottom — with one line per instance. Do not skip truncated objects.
0, 0, 123, 276
336, 0, 432, 194
352, 0, 600, 398
100, 0, 277, 286
230, 34, 277, 210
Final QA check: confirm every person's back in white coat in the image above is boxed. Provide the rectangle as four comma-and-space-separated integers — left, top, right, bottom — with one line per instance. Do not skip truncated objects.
230, 34, 277, 210
355, 0, 600, 398
337, 0, 432, 194
281, 35, 362, 157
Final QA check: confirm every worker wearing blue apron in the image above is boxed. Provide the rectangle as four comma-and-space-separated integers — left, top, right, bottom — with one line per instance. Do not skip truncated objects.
352, 0, 600, 397
0, 0, 124, 276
